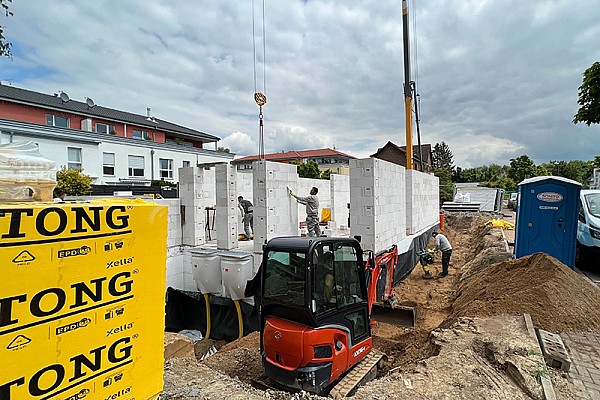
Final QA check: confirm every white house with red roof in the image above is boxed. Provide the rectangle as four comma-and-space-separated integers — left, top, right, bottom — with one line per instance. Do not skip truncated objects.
232, 148, 356, 175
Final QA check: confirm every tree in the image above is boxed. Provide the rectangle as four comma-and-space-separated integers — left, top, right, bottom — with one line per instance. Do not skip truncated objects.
320, 169, 333, 180
508, 155, 538, 184
573, 62, 600, 126
55, 167, 92, 196
295, 160, 322, 179
433, 167, 454, 203
431, 142, 454, 171
0, 0, 13, 58
594, 155, 600, 169
217, 146, 230, 153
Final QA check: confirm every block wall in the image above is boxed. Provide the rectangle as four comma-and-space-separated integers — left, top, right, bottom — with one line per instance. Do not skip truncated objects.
405, 170, 440, 234
216, 164, 239, 249
179, 167, 208, 246
350, 158, 406, 253
331, 174, 350, 229
253, 160, 299, 252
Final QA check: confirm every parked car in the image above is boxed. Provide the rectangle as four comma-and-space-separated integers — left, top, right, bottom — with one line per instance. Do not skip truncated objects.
507, 192, 518, 210
576, 189, 600, 266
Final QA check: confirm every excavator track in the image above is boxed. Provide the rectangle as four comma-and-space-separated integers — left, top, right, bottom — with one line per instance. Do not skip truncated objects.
329, 350, 387, 399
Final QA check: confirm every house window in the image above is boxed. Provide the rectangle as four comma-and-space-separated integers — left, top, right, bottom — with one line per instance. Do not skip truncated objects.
103, 153, 115, 176
46, 114, 70, 128
182, 161, 191, 168
159, 158, 173, 179
128, 155, 145, 177
67, 147, 82, 171
96, 123, 116, 135
132, 129, 149, 140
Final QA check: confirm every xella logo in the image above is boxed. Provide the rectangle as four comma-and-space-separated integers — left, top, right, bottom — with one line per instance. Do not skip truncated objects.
6, 334, 31, 350
58, 245, 92, 259
12, 250, 35, 264
104, 386, 131, 399
64, 388, 90, 400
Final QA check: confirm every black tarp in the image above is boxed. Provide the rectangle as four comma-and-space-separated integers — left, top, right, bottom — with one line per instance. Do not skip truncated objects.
165, 288, 260, 341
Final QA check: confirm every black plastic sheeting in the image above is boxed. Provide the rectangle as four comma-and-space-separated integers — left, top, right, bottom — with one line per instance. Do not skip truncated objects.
393, 224, 440, 285
165, 287, 260, 341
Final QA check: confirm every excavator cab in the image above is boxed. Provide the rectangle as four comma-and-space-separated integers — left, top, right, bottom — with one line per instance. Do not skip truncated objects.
258, 237, 373, 394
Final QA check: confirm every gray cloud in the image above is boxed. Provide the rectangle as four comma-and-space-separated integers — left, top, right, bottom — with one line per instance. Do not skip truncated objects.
1, 0, 598, 168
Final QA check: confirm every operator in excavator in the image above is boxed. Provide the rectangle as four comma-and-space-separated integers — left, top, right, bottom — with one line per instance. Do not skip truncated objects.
313, 250, 336, 312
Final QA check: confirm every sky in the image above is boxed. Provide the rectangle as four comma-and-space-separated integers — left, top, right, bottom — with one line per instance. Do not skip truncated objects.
0, 0, 599, 168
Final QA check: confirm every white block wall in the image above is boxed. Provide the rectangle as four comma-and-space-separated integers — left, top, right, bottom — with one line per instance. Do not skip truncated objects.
253, 160, 300, 252
406, 170, 440, 234
350, 158, 406, 253
331, 174, 350, 229
179, 167, 208, 246
215, 164, 239, 249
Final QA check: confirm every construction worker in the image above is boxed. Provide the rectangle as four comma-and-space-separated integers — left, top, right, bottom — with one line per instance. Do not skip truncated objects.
289, 186, 321, 237
237, 196, 253, 240
431, 231, 452, 277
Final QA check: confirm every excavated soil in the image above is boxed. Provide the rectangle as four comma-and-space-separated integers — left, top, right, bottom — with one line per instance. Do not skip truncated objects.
446, 252, 600, 332
160, 213, 597, 399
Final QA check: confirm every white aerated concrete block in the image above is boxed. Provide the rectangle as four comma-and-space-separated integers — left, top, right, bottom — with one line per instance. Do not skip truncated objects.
406, 170, 440, 234
253, 160, 299, 252
216, 164, 239, 250
350, 158, 406, 253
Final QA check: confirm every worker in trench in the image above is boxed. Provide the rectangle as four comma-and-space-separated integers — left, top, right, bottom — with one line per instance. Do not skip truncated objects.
431, 231, 453, 277
288, 186, 321, 237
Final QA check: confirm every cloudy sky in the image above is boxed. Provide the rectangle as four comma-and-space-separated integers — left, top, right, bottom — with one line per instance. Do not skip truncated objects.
1, 0, 598, 168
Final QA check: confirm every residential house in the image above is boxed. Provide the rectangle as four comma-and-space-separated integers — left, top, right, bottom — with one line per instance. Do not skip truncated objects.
232, 148, 356, 175
0, 84, 233, 186
371, 141, 433, 171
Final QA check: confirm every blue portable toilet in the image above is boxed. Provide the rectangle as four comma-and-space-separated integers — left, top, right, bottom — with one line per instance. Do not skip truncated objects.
514, 176, 581, 268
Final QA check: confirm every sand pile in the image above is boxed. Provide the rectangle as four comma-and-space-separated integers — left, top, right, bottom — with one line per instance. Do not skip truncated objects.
447, 252, 600, 332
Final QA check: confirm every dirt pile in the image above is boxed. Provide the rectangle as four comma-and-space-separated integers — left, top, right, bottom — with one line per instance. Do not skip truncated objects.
447, 252, 600, 332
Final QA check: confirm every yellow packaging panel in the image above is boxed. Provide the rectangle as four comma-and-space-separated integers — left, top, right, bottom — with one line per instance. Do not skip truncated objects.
0, 200, 167, 400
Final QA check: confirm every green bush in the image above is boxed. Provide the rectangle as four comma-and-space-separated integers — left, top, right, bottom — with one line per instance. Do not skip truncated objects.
55, 167, 92, 196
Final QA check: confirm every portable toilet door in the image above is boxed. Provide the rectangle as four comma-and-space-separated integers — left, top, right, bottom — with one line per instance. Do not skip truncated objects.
514, 176, 581, 268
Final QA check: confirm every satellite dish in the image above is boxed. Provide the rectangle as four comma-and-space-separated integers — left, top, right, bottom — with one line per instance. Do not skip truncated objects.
59, 92, 70, 103
86, 97, 95, 108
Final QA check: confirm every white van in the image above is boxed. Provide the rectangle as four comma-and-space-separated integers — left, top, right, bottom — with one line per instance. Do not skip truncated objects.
577, 189, 600, 264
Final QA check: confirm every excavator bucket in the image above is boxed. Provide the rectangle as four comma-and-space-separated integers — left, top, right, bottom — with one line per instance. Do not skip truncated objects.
370, 302, 416, 328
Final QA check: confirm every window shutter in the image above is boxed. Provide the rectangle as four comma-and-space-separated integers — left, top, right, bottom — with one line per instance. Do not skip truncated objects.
128, 155, 144, 168
103, 153, 115, 164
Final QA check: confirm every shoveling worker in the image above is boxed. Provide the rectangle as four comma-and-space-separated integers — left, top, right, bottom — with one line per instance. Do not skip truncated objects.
288, 186, 321, 237
237, 196, 253, 240
431, 231, 452, 277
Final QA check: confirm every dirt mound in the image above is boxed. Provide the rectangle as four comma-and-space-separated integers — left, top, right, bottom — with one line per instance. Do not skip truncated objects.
446, 252, 600, 332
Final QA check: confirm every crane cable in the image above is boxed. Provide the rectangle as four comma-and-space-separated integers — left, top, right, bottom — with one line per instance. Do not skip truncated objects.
252, 0, 267, 159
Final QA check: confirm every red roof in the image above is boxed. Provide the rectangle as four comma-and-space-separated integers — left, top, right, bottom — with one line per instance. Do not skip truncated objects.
233, 148, 356, 163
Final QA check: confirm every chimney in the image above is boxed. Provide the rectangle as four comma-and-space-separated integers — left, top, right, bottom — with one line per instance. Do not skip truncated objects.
147, 107, 151, 117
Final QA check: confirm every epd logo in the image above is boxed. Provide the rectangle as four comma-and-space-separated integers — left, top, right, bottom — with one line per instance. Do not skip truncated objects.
58, 245, 92, 259
64, 388, 90, 400
56, 317, 92, 335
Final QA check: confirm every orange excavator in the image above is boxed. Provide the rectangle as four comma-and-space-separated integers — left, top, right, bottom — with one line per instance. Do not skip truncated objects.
247, 236, 413, 397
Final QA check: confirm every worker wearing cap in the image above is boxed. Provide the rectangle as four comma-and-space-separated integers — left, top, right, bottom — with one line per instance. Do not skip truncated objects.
289, 186, 321, 237
432, 231, 452, 277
